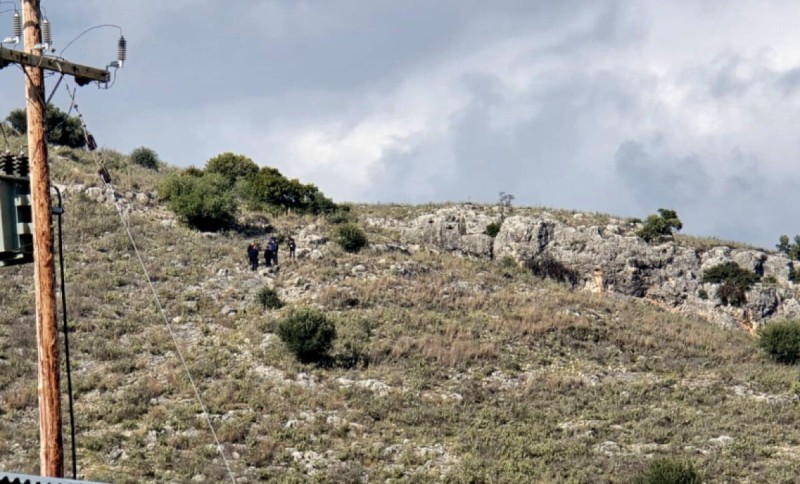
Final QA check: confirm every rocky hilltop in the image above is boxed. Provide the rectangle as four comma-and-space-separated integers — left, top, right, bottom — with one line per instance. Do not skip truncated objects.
73, 183, 800, 331
367, 205, 800, 330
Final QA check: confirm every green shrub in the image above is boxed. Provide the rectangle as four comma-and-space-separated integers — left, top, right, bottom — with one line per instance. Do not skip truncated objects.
326, 205, 355, 225
205, 152, 259, 188
499, 256, 518, 270
701, 262, 759, 307
757, 320, 800, 364
243, 166, 337, 215
159, 172, 237, 231
335, 223, 368, 253
277, 308, 336, 364
485, 222, 501, 238
790, 267, 800, 284
637, 208, 682, 243
632, 458, 701, 484
129, 146, 160, 170
777, 235, 800, 260
257, 286, 284, 310
184, 166, 204, 177
697, 288, 708, 300
526, 255, 578, 287
701, 262, 759, 286
7, 104, 85, 148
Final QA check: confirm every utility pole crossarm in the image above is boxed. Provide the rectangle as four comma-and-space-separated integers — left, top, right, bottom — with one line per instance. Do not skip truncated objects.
0, 46, 110, 83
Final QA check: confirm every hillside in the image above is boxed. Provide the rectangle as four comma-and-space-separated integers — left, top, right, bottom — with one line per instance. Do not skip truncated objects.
2, 144, 800, 482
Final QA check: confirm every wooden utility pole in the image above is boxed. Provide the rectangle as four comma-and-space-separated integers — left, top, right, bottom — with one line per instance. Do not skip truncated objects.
22, 0, 62, 476
1, 1, 112, 477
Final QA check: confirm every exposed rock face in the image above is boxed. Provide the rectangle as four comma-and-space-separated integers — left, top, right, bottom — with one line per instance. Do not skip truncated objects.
393, 206, 800, 329
406, 206, 496, 258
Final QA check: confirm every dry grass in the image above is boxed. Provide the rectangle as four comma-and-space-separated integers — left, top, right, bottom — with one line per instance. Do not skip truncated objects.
1, 142, 799, 481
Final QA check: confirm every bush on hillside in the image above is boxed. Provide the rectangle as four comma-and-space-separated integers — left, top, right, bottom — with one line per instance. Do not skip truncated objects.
757, 320, 800, 364
277, 308, 336, 364
701, 261, 759, 307
335, 223, 368, 253
159, 172, 237, 231
325, 205, 355, 225
777, 235, 800, 260
632, 458, 701, 484
205, 152, 259, 188
130, 146, 160, 170
243, 166, 337, 214
637, 208, 682, 243
485, 222, 501, 238
701, 262, 760, 287
7, 104, 85, 148
526, 255, 578, 287
257, 286, 284, 310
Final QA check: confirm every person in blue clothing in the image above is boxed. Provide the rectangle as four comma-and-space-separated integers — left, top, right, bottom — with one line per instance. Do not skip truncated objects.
268, 236, 279, 266
263, 241, 273, 268
247, 242, 259, 271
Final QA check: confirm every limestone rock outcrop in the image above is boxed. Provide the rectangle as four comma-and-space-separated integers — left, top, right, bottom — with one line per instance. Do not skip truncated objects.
389, 206, 800, 329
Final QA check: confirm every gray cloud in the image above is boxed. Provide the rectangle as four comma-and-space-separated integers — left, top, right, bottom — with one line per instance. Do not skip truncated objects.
615, 139, 710, 208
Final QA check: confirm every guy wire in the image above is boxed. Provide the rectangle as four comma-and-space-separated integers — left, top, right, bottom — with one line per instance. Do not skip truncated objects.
67, 84, 237, 483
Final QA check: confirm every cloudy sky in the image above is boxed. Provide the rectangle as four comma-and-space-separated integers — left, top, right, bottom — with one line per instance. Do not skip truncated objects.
1, 1, 800, 246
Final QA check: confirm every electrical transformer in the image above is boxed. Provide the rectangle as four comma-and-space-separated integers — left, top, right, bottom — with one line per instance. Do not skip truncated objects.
0, 152, 33, 267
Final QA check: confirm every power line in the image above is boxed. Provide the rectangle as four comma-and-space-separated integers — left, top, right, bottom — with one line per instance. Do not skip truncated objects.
69, 88, 237, 483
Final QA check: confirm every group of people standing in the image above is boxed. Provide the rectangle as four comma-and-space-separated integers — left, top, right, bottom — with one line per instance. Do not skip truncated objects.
247, 236, 296, 271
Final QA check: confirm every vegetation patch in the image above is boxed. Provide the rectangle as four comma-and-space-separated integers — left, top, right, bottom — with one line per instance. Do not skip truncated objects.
526, 255, 578, 287
159, 172, 237, 231
7, 105, 85, 148
484, 222, 501, 238
790, 267, 800, 284
632, 458, 701, 484
701, 262, 759, 307
637, 208, 682, 243
777, 235, 800, 261
757, 320, 800, 364
129, 146, 160, 171
277, 308, 337, 364
333, 317, 371, 368
256, 286, 284, 310
335, 223, 368, 253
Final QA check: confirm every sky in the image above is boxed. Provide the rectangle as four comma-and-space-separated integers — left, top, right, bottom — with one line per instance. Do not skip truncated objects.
1, 1, 800, 247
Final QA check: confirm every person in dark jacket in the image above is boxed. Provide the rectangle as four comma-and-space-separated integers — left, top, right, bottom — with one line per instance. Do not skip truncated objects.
287, 236, 296, 261
264, 242, 273, 268
247, 243, 259, 271
268, 236, 279, 266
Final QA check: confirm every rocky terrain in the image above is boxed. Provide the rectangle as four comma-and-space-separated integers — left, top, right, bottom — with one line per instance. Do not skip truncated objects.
378, 205, 800, 330
2, 149, 800, 482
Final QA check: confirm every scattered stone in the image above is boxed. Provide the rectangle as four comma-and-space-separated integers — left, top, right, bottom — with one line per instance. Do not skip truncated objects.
135, 192, 150, 205
596, 441, 621, 455
708, 435, 734, 448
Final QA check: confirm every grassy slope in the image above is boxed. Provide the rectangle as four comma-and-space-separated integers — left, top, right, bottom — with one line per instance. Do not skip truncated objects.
1, 144, 799, 482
